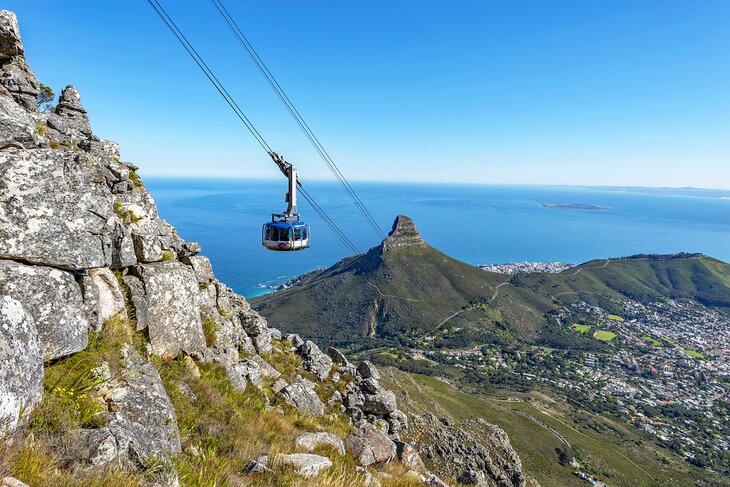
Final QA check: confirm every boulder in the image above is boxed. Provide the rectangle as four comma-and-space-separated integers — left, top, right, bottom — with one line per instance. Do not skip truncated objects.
133, 262, 205, 357
1, 477, 30, 487
251, 354, 281, 379
0, 295, 43, 436
104, 344, 181, 464
252, 330, 273, 355
0, 260, 88, 360
362, 389, 397, 415
80, 267, 127, 331
181, 255, 214, 284
396, 441, 427, 474
123, 274, 148, 331
356, 467, 382, 487
111, 219, 137, 268
457, 470, 490, 486
0, 149, 114, 269
285, 333, 305, 348
279, 382, 325, 417
0, 84, 38, 148
345, 424, 397, 466
295, 432, 345, 455
297, 340, 333, 381
0, 11, 40, 111
327, 346, 350, 366
274, 453, 332, 477
53, 85, 91, 137
425, 474, 451, 487
357, 361, 380, 380
132, 233, 163, 263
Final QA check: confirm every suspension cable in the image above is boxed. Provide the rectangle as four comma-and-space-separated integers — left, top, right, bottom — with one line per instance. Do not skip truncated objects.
210, 0, 445, 312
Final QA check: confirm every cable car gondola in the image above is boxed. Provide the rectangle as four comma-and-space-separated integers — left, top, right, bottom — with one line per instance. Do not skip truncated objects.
262, 152, 310, 251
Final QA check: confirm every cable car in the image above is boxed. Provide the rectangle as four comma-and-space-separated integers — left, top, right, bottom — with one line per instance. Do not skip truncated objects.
262, 152, 310, 251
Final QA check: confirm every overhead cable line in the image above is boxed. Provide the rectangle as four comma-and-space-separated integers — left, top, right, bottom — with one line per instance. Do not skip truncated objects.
210, 0, 445, 311
146, 0, 374, 269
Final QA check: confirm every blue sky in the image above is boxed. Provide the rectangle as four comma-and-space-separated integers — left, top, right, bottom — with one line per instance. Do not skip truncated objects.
7, 1, 730, 188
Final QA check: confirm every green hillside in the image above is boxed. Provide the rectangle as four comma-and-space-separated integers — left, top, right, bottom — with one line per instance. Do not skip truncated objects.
380, 368, 725, 487
252, 237, 510, 347
253, 218, 730, 352
518, 254, 730, 310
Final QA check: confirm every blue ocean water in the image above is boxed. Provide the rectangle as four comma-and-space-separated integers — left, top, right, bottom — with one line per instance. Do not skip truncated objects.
144, 178, 730, 298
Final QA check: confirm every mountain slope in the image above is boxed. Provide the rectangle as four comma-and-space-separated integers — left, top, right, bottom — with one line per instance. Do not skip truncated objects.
517, 254, 730, 310
252, 216, 515, 346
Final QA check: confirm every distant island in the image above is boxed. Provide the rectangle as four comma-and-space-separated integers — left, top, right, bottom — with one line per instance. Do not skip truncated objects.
541, 203, 611, 210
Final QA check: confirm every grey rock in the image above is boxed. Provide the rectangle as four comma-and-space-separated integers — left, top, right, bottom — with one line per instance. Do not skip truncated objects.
457, 470, 490, 487
0, 11, 39, 111
111, 219, 137, 268
362, 389, 397, 415
133, 233, 163, 263
104, 344, 181, 464
0, 260, 88, 360
181, 255, 214, 284
279, 382, 325, 417
360, 377, 380, 394
73, 427, 119, 467
274, 453, 332, 478
297, 340, 333, 381
268, 327, 282, 340
1, 477, 30, 487
285, 333, 305, 348
345, 424, 397, 466
356, 466, 382, 487
387, 409, 408, 434
244, 458, 272, 474
396, 441, 428, 474
357, 361, 380, 380
0, 149, 113, 269
54, 85, 91, 137
237, 358, 262, 388
80, 267, 126, 331
295, 432, 345, 455
123, 274, 149, 331
133, 262, 205, 357
0, 295, 42, 436
381, 215, 425, 251
327, 346, 350, 366
241, 310, 268, 336
252, 330, 272, 355
252, 354, 281, 379
425, 474, 451, 487
271, 377, 288, 393
0, 85, 38, 148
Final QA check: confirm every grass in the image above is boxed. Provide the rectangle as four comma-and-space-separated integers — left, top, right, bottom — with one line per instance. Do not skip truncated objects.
592, 330, 616, 342
35, 121, 47, 136
572, 324, 591, 334
641, 336, 662, 346
49, 139, 61, 150
201, 317, 217, 347
607, 314, 624, 322
684, 350, 705, 359
129, 170, 143, 188
113, 200, 144, 224
161, 250, 175, 262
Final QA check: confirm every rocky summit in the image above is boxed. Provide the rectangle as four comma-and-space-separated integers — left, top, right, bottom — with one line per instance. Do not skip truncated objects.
0, 10, 530, 487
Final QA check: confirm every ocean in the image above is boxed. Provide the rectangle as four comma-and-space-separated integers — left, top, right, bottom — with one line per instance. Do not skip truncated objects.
144, 178, 730, 298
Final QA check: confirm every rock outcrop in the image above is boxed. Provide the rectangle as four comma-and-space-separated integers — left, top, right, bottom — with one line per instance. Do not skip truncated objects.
381, 215, 425, 251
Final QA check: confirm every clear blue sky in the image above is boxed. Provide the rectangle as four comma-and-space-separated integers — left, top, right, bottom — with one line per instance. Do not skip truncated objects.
7, 1, 730, 188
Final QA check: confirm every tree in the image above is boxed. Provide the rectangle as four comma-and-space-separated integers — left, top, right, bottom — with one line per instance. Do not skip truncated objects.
37, 83, 54, 112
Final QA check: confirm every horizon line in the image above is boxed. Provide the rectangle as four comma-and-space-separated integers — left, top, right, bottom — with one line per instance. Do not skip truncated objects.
139, 174, 730, 193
